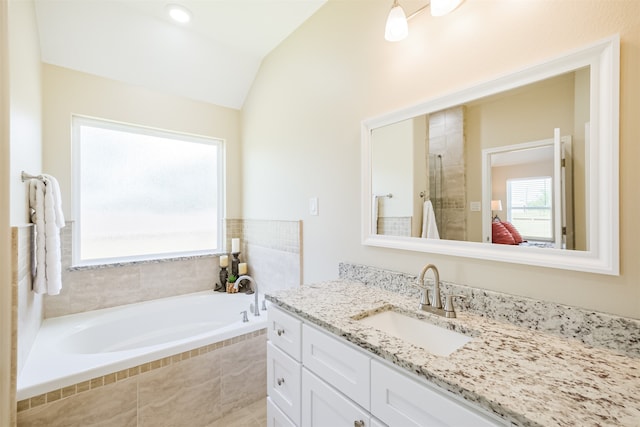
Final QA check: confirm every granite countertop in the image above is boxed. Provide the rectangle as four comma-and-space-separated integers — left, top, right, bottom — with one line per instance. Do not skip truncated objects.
266, 280, 640, 427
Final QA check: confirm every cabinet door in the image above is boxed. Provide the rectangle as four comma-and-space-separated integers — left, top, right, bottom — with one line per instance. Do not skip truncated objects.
267, 397, 297, 427
371, 360, 506, 427
268, 342, 302, 425
302, 368, 371, 427
302, 324, 370, 409
269, 306, 302, 361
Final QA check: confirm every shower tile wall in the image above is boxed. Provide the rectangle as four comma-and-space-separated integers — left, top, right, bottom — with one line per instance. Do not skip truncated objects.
429, 106, 467, 241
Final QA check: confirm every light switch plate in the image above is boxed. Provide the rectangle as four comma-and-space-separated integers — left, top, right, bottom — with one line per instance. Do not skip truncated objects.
470, 201, 481, 212
309, 197, 319, 216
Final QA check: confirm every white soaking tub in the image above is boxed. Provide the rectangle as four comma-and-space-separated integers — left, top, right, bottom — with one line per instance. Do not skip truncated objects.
18, 291, 267, 400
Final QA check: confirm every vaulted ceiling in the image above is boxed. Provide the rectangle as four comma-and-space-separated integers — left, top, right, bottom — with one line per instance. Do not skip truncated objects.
34, 0, 327, 109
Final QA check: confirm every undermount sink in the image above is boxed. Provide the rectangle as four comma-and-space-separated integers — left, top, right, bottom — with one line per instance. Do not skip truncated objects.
358, 310, 472, 357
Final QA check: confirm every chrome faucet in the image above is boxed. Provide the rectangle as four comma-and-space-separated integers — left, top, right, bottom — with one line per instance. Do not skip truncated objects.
417, 263, 442, 310
234, 275, 260, 316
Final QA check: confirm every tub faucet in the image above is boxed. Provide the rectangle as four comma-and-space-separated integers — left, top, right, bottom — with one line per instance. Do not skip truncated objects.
234, 275, 260, 316
418, 263, 442, 310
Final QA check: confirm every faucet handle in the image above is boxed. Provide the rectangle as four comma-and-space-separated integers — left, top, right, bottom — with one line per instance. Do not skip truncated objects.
261, 299, 268, 311
444, 294, 466, 318
240, 310, 249, 322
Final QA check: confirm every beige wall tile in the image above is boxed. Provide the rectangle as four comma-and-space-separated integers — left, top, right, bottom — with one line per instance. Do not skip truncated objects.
218, 334, 267, 416
138, 350, 222, 427
17, 378, 137, 427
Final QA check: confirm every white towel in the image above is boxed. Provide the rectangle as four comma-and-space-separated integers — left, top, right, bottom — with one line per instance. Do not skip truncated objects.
372, 195, 380, 234
421, 200, 440, 239
29, 175, 65, 295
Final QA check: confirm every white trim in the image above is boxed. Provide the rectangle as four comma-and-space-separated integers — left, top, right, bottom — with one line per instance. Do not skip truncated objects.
362, 35, 620, 275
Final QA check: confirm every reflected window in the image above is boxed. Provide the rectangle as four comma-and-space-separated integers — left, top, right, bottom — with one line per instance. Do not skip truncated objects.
507, 177, 552, 241
72, 116, 224, 265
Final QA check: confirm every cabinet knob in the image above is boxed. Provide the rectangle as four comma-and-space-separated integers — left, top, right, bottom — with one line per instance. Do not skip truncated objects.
354, 420, 365, 427
276, 328, 285, 336
276, 377, 285, 386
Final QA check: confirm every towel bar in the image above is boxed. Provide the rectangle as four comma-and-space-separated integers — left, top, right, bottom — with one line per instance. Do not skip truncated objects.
21, 171, 45, 182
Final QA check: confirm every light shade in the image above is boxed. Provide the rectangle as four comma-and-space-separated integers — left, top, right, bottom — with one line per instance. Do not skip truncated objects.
385, 2, 408, 42
491, 200, 503, 211
430, 0, 464, 17
166, 4, 192, 24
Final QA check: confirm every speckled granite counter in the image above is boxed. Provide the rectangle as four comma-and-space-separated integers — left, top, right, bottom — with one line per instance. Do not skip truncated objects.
266, 280, 640, 427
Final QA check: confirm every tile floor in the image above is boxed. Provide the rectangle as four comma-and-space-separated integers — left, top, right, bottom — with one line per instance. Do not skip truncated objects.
208, 398, 266, 427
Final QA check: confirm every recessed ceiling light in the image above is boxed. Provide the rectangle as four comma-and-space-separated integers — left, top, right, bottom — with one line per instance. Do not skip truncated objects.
166, 4, 192, 24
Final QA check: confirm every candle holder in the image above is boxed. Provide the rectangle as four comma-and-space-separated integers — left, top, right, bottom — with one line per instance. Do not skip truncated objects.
216, 266, 228, 292
231, 252, 240, 278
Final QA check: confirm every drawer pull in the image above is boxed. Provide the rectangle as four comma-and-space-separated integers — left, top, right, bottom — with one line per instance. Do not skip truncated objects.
276, 328, 285, 336
354, 420, 365, 427
276, 377, 285, 386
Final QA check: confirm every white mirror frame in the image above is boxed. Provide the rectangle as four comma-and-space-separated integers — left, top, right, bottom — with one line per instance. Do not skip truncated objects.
361, 35, 619, 275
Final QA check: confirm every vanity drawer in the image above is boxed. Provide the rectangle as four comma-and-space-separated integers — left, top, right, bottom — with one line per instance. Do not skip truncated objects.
302, 368, 371, 427
371, 360, 505, 427
267, 342, 301, 425
302, 323, 370, 410
267, 397, 296, 427
268, 306, 302, 361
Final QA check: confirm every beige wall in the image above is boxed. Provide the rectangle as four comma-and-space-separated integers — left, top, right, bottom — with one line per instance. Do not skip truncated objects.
1, 0, 12, 423
42, 64, 243, 220
8, 0, 42, 225
242, 0, 640, 318
3, 0, 43, 424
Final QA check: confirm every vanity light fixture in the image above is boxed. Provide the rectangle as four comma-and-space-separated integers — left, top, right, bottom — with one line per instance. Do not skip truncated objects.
166, 3, 192, 24
384, 0, 465, 42
384, 0, 409, 42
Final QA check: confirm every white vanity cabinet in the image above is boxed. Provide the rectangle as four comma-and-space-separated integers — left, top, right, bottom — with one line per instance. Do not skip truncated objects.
267, 306, 302, 427
301, 368, 371, 427
302, 324, 370, 409
371, 360, 504, 427
267, 306, 508, 427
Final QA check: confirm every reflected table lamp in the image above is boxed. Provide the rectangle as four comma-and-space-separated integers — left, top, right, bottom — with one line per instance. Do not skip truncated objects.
491, 200, 503, 221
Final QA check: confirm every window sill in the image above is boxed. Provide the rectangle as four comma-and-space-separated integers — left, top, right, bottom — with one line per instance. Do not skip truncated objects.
68, 252, 225, 272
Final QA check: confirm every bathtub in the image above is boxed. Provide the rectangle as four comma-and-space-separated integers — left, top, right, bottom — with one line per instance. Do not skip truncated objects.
17, 291, 267, 401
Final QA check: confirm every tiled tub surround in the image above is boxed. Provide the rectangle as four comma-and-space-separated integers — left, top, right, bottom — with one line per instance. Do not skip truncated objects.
11, 218, 294, 425
43, 218, 301, 318
339, 263, 640, 357
44, 222, 219, 318
18, 291, 267, 400
226, 219, 302, 294
17, 329, 267, 427
266, 279, 640, 426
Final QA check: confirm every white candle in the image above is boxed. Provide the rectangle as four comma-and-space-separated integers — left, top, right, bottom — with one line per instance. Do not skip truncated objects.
238, 263, 248, 275
231, 238, 240, 253
219, 255, 228, 268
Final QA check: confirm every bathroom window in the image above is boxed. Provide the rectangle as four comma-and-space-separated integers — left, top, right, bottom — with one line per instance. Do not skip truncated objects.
72, 116, 224, 265
507, 177, 553, 241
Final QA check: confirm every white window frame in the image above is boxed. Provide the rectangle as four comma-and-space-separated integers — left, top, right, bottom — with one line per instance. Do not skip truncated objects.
506, 176, 553, 242
72, 115, 225, 266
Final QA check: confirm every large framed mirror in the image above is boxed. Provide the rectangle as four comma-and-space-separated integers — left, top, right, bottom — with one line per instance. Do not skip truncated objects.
361, 35, 619, 275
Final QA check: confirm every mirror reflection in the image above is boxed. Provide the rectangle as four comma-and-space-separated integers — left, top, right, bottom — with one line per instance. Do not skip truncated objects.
370, 68, 589, 251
